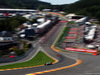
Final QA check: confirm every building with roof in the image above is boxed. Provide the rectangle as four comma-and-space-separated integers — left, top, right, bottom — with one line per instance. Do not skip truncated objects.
0, 31, 13, 42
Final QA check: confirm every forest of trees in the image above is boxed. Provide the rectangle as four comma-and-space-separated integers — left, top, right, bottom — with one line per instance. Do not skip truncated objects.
0, 16, 27, 31
61, 0, 100, 20
0, 16, 38, 31
0, 0, 100, 20
0, 0, 51, 9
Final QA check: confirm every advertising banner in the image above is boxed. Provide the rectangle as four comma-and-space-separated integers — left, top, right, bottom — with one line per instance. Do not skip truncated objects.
65, 48, 98, 54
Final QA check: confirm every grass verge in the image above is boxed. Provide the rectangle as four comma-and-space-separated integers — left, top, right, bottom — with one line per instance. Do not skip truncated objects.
55, 26, 70, 47
0, 51, 54, 69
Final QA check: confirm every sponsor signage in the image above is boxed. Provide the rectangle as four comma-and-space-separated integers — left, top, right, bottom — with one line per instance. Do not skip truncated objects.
65, 48, 98, 54
66, 36, 76, 39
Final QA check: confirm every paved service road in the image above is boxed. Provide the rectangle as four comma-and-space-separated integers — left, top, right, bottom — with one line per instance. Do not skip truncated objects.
0, 21, 76, 75
41, 20, 100, 75
0, 18, 100, 75
42, 53, 100, 75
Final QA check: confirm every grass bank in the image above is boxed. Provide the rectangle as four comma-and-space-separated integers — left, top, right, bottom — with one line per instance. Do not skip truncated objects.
0, 51, 54, 69
55, 26, 70, 47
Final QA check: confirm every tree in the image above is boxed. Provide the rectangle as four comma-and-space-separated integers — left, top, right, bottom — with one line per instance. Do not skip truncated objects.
0, 16, 27, 31
96, 11, 100, 21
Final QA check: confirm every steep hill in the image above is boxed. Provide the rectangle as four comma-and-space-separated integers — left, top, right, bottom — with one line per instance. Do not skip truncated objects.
0, 0, 51, 9
0, 0, 100, 20
62, 0, 100, 19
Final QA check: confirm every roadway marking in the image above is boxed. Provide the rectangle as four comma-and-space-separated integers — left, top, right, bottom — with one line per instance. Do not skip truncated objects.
38, 46, 59, 64
51, 45, 61, 52
26, 59, 82, 75
0, 13, 82, 75
26, 41, 82, 75
40, 22, 59, 43
40, 12, 67, 44
0, 20, 61, 71
33, 41, 40, 47
26, 13, 82, 75
0, 46, 58, 71
0, 64, 44, 72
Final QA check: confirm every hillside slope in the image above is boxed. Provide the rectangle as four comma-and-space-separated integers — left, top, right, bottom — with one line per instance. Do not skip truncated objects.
62, 0, 100, 19
0, 0, 51, 9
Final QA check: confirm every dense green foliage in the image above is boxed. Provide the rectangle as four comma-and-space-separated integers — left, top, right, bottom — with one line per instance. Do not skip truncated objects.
0, 0, 51, 9
61, 0, 100, 20
15, 49, 25, 56
0, 51, 54, 69
0, 16, 27, 31
55, 26, 70, 47
0, 0, 100, 20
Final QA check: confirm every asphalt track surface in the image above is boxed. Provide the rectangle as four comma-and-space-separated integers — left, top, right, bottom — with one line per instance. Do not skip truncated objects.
0, 22, 76, 75
0, 20, 100, 75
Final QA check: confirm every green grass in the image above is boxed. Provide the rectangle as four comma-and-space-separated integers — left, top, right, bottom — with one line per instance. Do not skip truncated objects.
0, 51, 54, 69
55, 26, 70, 47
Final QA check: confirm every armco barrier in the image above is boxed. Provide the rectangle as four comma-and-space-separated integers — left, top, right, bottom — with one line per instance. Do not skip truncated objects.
0, 47, 33, 63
